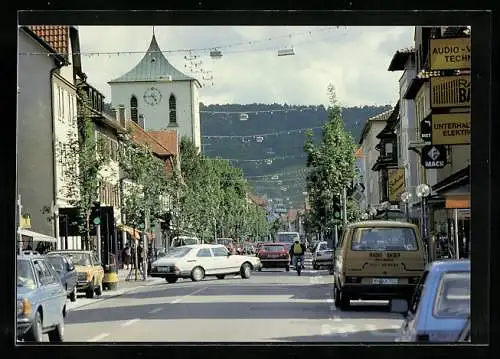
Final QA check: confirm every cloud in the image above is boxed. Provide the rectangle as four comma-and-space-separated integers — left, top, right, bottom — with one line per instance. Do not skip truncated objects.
78, 26, 414, 107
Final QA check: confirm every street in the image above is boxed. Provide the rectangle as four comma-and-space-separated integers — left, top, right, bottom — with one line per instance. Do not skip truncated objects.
61, 255, 404, 342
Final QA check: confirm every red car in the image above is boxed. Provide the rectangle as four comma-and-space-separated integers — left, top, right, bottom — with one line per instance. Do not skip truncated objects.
257, 243, 290, 271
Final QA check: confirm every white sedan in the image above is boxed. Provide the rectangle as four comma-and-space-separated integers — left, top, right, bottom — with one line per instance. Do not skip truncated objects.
150, 244, 262, 283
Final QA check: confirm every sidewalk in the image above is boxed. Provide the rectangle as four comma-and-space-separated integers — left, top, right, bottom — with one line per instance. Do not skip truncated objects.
66, 269, 164, 312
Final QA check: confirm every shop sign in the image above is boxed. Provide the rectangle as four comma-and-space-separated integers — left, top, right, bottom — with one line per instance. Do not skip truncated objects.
431, 75, 471, 108
429, 37, 471, 71
421, 144, 448, 169
420, 117, 432, 141
388, 168, 405, 202
431, 112, 471, 145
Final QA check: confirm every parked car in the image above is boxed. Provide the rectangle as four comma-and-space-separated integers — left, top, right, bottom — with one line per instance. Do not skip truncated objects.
150, 244, 262, 283
312, 241, 334, 270
17, 255, 66, 342
395, 260, 470, 342
47, 250, 104, 299
45, 254, 78, 302
257, 243, 290, 271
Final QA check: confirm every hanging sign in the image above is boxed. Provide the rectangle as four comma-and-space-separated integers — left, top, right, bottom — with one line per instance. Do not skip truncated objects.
420, 117, 432, 141
429, 37, 471, 70
431, 112, 471, 145
421, 144, 448, 169
388, 168, 405, 203
430, 75, 471, 108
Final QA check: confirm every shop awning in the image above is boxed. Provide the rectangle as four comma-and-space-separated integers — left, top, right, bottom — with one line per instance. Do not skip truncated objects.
119, 225, 154, 241
20, 229, 57, 243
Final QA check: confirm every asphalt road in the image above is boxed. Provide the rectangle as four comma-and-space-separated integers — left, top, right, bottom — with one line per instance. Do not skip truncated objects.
60, 255, 404, 342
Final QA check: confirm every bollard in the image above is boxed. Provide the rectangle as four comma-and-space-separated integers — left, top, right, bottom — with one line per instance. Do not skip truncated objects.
103, 263, 118, 290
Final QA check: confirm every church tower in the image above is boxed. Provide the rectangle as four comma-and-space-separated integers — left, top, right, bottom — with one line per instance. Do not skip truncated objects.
108, 33, 201, 149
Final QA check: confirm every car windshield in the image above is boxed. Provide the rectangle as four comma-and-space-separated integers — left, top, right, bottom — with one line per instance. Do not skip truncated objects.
351, 227, 418, 251
318, 243, 329, 251
172, 237, 199, 246
17, 259, 36, 289
263, 244, 285, 252
64, 253, 92, 266
45, 256, 64, 272
277, 233, 299, 243
165, 247, 192, 258
434, 271, 470, 318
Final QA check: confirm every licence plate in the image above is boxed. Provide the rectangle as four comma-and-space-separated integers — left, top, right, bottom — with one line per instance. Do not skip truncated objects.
158, 267, 170, 272
372, 278, 398, 285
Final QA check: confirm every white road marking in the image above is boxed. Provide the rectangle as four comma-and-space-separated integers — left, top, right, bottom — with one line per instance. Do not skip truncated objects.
148, 307, 163, 314
88, 333, 110, 342
121, 318, 140, 327
365, 324, 378, 331
392, 324, 402, 329
326, 298, 334, 303
171, 287, 208, 304
332, 316, 342, 322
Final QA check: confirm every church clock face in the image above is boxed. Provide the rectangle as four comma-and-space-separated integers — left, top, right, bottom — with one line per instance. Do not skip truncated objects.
143, 87, 162, 106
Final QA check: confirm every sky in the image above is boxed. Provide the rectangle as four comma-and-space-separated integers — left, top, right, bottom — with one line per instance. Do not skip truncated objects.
78, 26, 414, 108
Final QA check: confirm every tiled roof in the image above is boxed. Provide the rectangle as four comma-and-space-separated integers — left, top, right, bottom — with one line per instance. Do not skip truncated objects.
148, 130, 178, 156
109, 35, 196, 83
126, 121, 173, 157
28, 25, 69, 56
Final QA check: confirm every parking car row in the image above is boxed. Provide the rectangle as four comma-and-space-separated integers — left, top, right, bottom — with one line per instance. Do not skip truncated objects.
17, 250, 105, 342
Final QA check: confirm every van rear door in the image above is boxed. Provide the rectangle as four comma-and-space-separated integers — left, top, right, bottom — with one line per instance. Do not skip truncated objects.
346, 226, 425, 283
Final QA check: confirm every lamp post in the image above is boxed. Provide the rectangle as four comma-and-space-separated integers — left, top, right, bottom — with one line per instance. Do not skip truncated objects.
400, 192, 413, 223
416, 184, 431, 260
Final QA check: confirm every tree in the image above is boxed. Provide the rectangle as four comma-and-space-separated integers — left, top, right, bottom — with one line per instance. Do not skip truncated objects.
303, 84, 360, 236
63, 88, 111, 250
119, 134, 172, 233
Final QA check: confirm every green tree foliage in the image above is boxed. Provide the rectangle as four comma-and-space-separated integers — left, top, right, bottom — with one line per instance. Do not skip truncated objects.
178, 137, 269, 242
119, 134, 173, 230
303, 84, 360, 234
63, 88, 110, 250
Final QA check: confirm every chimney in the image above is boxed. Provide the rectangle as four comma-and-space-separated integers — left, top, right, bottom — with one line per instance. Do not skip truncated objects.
118, 104, 126, 128
138, 114, 145, 129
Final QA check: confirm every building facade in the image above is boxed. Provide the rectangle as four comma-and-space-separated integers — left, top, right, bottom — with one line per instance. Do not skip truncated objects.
108, 34, 202, 150
395, 26, 471, 259
17, 25, 83, 251
358, 109, 392, 212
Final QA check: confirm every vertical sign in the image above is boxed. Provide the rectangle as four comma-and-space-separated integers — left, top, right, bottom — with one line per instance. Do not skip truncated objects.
388, 168, 405, 203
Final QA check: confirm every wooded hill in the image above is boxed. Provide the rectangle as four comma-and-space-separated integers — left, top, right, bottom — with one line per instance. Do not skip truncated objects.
200, 103, 391, 209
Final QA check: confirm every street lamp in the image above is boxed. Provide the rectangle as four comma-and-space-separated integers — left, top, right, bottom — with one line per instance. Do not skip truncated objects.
400, 191, 413, 223
416, 183, 431, 259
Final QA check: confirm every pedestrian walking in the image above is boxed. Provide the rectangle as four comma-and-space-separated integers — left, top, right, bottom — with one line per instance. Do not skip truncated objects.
122, 244, 131, 270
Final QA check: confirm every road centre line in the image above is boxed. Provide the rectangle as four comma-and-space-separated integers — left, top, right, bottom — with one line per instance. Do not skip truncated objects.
170, 286, 208, 304
121, 318, 140, 327
88, 333, 110, 342
148, 307, 163, 314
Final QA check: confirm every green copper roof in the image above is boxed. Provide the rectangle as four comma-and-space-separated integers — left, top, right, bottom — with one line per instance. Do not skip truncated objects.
108, 35, 196, 83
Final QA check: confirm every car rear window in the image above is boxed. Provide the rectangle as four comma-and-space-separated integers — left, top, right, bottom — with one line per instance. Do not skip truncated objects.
165, 247, 192, 258
263, 245, 285, 252
433, 271, 470, 318
351, 227, 418, 251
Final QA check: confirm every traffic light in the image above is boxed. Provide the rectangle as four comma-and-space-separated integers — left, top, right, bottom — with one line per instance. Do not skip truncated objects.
160, 212, 173, 231
332, 196, 342, 222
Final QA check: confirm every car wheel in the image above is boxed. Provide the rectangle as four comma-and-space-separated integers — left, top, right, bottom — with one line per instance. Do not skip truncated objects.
25, 309, 43, 342
86, 283, 95, 299
216, 275, 225, 280
69, 286, 77, 302
240, 263, 251, 279
333, 285, 341, 307
191, 267, 205, 282
95, 282, 103, 296
166, 277, 178, 284
338, 289, 350, 310
48, 314, 64, 342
